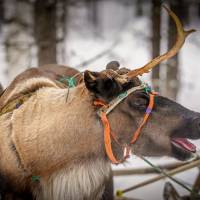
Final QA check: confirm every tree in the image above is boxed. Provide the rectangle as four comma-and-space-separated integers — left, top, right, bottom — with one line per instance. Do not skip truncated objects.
34, 0, 57, 66
0, 0, 3, 32
4, 0, 34, 81
56, 0, 68, 63
198, 1, 200, 18
151, 0, 161, 92
136, 0, 143, 17
87, 0, 99, 36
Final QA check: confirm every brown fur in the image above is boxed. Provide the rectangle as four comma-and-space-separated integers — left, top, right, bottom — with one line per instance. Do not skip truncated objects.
0, 63, 200, 200
0, 83, 110, 199
0, 64, 113, 200
0, 65, 82, 111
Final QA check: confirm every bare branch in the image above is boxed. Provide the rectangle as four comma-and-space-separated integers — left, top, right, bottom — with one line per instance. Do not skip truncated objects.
75, 41, 119, 69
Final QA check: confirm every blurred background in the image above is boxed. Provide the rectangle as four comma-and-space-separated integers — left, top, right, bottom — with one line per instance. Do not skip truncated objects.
0, 0, 200, 199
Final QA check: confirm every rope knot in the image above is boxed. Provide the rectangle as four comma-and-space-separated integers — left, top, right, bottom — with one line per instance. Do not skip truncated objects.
59, 76, 76, 88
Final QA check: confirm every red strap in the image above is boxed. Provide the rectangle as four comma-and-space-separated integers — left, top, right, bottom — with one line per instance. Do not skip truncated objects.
130, 93, 155, 144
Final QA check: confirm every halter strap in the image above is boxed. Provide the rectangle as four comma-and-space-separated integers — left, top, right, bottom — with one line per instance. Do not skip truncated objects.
96, 85, 144, 116
94, 85, 156, 164
130, 93, 155, 144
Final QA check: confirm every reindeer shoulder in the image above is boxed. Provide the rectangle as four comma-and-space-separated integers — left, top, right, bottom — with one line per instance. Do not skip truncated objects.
0, 68, 65, 111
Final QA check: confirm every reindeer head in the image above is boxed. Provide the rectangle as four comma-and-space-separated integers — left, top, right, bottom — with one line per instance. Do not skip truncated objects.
84, 6, 199, 162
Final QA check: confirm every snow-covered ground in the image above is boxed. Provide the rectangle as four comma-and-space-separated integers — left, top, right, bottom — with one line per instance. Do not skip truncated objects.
0, 1, 200, 199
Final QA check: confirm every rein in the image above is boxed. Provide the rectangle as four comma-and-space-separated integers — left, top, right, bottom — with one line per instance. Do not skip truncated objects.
94, 84, 157, 164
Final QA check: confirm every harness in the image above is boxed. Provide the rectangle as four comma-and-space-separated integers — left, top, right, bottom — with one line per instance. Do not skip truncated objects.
94, 83, 157, 164
0, 78, 156, 169
0, 93, 33, 116
0, 76, 76, 116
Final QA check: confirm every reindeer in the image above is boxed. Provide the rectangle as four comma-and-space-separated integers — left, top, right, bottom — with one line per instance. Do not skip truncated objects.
0, 6, 199, 200
0, 64, 114, 200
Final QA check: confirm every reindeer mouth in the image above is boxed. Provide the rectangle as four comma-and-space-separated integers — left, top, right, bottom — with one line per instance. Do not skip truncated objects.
171, 138, 196, 161
171, 138, 196, 153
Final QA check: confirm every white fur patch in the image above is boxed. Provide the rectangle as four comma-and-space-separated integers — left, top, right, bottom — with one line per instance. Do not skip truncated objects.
35, 159, 110, 200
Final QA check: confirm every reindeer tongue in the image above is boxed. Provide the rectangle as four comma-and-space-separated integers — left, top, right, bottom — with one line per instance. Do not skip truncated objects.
172, 138, 196, 153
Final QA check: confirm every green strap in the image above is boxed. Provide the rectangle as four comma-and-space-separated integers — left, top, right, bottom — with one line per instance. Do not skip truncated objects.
118, 91, 128, 99
31, 175, 40, 182
141, 156, 197, 195
58, 76, 76, 88
144, 85, 152, 94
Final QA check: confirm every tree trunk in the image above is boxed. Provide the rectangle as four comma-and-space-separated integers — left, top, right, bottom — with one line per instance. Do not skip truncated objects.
57, 0, 67, 63
4, 0, 34, 82
34, 0, 57, 66
151, 0, 161, 92
165, 0, 189, 100
87, 0, 99, 36
198, 2, 200, 18
136, 0, 143, 17
0, 0, 3, 31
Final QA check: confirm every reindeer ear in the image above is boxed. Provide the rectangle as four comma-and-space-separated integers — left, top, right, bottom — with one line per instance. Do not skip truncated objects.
84, 70, 121, 100
84, 70, 99, 92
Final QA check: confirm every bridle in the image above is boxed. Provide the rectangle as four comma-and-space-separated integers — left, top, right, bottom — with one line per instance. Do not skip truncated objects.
94, 83, 157, 164
0, 79, 156, 166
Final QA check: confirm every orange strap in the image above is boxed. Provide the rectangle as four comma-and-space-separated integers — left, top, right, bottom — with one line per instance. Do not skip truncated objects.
130, 93, 155, 144
100, 112, 120, 164
95, 93, 156, 164
93, 100, 108, 107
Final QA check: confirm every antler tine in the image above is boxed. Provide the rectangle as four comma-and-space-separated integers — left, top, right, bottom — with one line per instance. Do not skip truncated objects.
127, 5, 196, 78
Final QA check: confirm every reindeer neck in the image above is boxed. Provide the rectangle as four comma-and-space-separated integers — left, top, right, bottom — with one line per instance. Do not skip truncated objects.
9, 84, 109, 177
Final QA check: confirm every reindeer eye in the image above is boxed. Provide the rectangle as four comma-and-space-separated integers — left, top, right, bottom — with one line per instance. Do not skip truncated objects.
128, 93, 149, 110
134, 98, 147, 106
103, 78, 113, 89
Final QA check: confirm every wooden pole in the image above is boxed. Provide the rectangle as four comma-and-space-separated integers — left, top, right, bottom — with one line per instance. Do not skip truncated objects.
113, 162, 187, 176
121, 159, 200, 194
75, 41, 118, 69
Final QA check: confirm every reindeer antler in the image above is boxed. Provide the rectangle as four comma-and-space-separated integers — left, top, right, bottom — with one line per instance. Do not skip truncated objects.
127, 5, 196, 78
